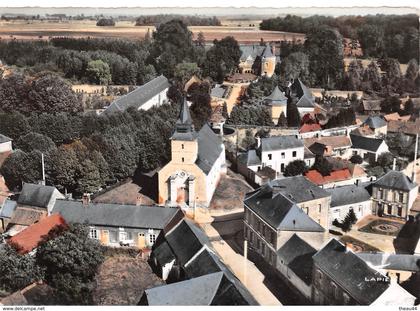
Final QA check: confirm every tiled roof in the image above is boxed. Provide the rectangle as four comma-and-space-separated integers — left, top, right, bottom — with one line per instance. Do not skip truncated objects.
17, 183, 60, 209
373, 170, 417, 191
350, 134, 385, 152
384, 112, 411, 122
8, 207, 46, 227
105, 75, 169, 113
305, 135, 351, 150
52, 200, 182, 230
264, 86, 287, 106
364, 116, 387, 129
313, 238, 390, 305
8, 214, 67, 254
387, 120, 420, 136
261, 135, 303, 152
351, 126, 375, 137
0, 199, 17, 218
362, 100, 381, 111
195, 124, 224, 175
327, 184, 371, 207
305, 168, 352, 186
244, 185, 324, 232
299, 123, 321, 133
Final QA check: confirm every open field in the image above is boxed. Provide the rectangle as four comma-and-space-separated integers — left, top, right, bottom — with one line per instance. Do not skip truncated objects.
0, 20, 306, 43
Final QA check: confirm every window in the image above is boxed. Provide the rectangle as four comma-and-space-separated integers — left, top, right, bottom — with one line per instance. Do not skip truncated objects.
119, 231, 127, 241
149, 234, 156, 244
181, 144, 184, 149
343, 293, 350, 304
378, 188, 383, 199
331, 282, 338, 299
397, 206, 402, 217
387, 205, 392, 215
399, 192, 404, 203
292, 151, 297, 157
109, 230, 118, 243
268, 154, 272, 160
89, 228, 99, 239
318, 204, 322, 213
182, 157, 184, 163
281, 152, 285, 159
281, 163, 285, 172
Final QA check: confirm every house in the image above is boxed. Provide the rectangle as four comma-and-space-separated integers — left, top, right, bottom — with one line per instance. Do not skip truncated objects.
289, 79, 316, 116
267, 177, 331, 229
299, 123, 322, 136
304, 146, 316, 167
363, 116, 387, 137
371, 170, 418, 219
149, 219, 258, 305
52, 199, 184, 249
240, 135, 304, 179
0, 134, 12, 167
263, 86, 288, 124
158, 98, 226, 208
384, 112, 411, 122
361, 100, 381, 115
103, 75, 170, 114
350, 134, 389, 162
312, 238, 415, 305
7, 214, 67, 254
305, 135, 352, 159
238, 44, 277, 77
244, 185, 325, 267
276, 234, 317, 300
0, 199, 17, 231
387, 119, 420, 137
140, 271, 254, 305
327, 184, 372, 225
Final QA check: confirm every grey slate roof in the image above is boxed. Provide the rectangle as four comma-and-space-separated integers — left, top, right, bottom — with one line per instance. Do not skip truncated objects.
327, 184, 372, 207
0, 134, 12, 144
246, 149, 262, 166
52, 200, 180, 229
296, 95, 315, 108
373, 170, 417, 191
350, 134, 385, 152
290, 79, 315, 108
277, 234, 316, 285
239, 45, 265, 62
313, 238, 390, 305
356, 253, 420, 272
171, 98, 197, 141
17, 183, 58, 209
364, 116, 387, 129
270, 176, 331, 204
244, 185, 325, 232
0, 199, 17, 218
262, 44, 275, 58
210, 86, 227, 98
264, 86, 287, 106
143, 272, 225, 305
195, 124, 223, 175
261, 135, 303, 152
105, 75, 169, 113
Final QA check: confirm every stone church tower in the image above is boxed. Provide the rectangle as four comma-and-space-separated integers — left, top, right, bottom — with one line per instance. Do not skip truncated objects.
261, 44, 276, 78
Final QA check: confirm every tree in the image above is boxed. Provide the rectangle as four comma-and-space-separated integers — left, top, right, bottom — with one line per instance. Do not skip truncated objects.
96, 18, 115, 26
277, 111, 287, 127
173, 62, 200, 86
284, 160, 308, 176
241, 129, 256, 151
380, 96, 401, 113
312, 156, 333, 176
347, 208, 358, 224
203, 36, 241, 83
405, 59, 419, 82
279, 52, 310, 83
149, 19, 197, 77
86, 60, 112, 85
16, 132, 56, 154
350, 154, 363, 164
0, 112, 31, 140
36, 224, 105, 305
188, 82, 212, 129
362, 61, 382, 92
304, 26, 344, 89
343, 60, 363, 91
196, 31, 205, 47
28, 73, 82, 113
286, 101, 301, 127
0, 245, 44, 293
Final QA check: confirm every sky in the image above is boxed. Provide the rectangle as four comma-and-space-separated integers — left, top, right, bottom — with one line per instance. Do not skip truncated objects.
1, 0, 419, 7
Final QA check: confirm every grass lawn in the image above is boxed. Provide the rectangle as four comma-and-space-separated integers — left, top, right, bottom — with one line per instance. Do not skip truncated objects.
358, 219, 404, 236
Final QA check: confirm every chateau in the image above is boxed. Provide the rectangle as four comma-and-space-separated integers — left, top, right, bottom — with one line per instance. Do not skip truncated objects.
238, 44, 277, 77
157, 98, 226, 208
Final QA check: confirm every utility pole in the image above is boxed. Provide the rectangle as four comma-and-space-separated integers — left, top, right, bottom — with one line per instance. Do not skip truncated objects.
41, 153, 46, 185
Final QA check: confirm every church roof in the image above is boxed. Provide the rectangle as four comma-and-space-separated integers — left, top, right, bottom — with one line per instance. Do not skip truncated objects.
171, 98, 197, 141
196, 124, 223, 175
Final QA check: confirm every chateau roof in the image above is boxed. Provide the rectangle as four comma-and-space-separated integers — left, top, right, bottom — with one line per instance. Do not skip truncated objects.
264, 86, 287, 105
372, 170, 417, 191
262, 44, 275, 58
105, 75, 170, 113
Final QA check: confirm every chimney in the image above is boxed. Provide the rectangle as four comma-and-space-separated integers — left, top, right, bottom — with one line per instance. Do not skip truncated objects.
82, 193, 90, 207
392, 158, 396, 171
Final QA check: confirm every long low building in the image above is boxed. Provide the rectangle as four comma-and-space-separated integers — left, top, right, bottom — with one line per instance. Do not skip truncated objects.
52, 200, 184, 249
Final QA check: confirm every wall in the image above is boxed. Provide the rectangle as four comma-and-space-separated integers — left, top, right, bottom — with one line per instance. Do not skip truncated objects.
276, 259, 312, 299
261, 146, 304, 175
270, 105, 287, 124
139, 88, 168, 111
329, 200, 372, 224
298, 196, 331, 230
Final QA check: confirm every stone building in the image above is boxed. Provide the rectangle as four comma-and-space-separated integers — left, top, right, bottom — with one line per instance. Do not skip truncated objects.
371, 170, 418, 219
263, 86, 288, 124
158, 98, 226, 208
238, 44, 277, 78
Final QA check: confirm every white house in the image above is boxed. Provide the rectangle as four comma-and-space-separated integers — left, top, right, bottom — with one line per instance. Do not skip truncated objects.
350, 134, 389, 162
0, 134, 12, 154
327, 184, 372, 225
103, 75, 170, 114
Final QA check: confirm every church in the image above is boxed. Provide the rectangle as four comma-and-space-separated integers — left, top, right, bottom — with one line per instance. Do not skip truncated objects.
158, 98, 226, 208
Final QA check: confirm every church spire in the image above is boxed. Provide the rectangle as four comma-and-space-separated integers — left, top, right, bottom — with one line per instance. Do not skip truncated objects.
171, 97, 196, 141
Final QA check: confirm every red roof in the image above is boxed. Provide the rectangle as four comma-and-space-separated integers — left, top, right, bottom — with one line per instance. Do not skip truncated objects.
300, 123, 321, 133
305, 168, 352, 185
8, 214, 67, 254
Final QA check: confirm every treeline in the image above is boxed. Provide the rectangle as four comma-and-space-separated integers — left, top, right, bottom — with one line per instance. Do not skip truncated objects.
135, 15, 220, 26
0, 104, 180, 195
96, 18, 115, 26
260, 14, 419, 63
